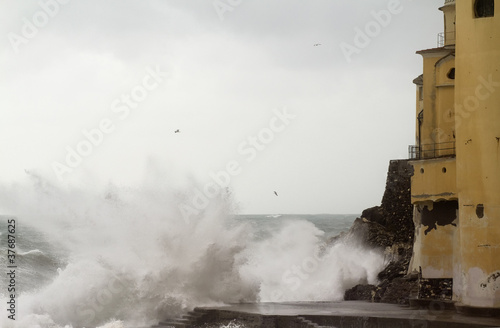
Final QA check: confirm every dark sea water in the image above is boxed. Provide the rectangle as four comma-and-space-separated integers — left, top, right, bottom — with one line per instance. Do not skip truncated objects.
233, 214, 357, 241
0, 185, 384, 328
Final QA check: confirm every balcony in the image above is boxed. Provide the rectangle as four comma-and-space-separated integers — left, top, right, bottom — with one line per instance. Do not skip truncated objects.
437, 31, 456, 47
409, 141, 456, 160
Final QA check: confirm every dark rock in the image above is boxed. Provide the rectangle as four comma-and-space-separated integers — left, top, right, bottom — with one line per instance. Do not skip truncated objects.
342, 160, 414, 250
418, 278, 453, 301
342, 217, 395, 249
342, 160, 416, 304
361, 206, 385, 226
344, 284, 377, 301
377, 245, 412, 282
376, 276, 419, 305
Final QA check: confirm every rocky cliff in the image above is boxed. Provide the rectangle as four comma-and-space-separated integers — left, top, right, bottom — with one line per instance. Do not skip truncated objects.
340, 160, 418, 304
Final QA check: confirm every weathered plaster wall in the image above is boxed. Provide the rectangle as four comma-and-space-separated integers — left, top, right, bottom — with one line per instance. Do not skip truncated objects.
417, 50, 455, 151
409, 201, 458, 279
454, 0, 500, 308
410, 157, 457, 203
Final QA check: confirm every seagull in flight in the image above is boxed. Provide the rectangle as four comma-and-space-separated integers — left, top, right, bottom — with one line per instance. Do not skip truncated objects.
274, 191, 278, 196
313, 43, 322, 46
174, 129, 180, 133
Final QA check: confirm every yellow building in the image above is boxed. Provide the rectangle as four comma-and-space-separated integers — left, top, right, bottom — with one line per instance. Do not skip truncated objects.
408, 0, 500, 312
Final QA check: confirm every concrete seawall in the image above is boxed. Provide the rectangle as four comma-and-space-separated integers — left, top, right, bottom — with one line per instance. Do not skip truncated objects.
153, 301, 500, 327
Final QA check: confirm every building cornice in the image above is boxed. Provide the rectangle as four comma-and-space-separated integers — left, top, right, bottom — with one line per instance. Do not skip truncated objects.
416, 47, 454, 57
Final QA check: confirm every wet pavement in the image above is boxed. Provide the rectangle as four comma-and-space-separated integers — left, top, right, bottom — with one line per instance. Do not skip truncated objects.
196, 301, 500, 327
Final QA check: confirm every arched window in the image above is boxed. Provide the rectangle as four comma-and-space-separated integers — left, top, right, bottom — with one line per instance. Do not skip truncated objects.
475, 0, 495, 18
447, 68, 455, 80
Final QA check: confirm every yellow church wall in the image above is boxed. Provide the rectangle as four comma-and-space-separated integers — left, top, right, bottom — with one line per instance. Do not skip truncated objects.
454, 0, 500, 308
419, 53, 442, 147
417, 51, 456, 156
435, 56, 456, 154
409, 203, 456, 278
408, 0, 500, 309
410, 158, 457, 203
440, 1, 456, 46
414, 77, 424, 146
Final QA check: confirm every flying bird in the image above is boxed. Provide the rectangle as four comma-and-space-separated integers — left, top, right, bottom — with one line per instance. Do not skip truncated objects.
174, 129, 180, 133
313, 43, 322, 46
274, 191, 278, 196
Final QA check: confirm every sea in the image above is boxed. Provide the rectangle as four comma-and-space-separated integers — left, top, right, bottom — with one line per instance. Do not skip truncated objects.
0, 179, 386, 328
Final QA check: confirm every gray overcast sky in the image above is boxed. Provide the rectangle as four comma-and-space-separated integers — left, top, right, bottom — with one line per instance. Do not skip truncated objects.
0, 0, 443, 215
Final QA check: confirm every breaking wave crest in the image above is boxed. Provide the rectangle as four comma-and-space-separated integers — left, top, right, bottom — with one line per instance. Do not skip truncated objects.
0, 171, 384, 328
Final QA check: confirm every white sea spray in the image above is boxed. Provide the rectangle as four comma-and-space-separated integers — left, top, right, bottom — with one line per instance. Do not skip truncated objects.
0, 170, 384, 327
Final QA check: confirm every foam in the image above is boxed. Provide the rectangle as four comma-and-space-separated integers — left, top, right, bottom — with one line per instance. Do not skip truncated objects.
0, 170, 384, 327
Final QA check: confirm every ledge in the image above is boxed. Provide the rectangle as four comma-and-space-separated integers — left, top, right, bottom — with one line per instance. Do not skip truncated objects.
186, 301, 500, 328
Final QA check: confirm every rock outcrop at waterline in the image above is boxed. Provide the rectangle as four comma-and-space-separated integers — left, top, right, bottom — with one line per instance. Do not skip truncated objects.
339, 160, 418, 304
